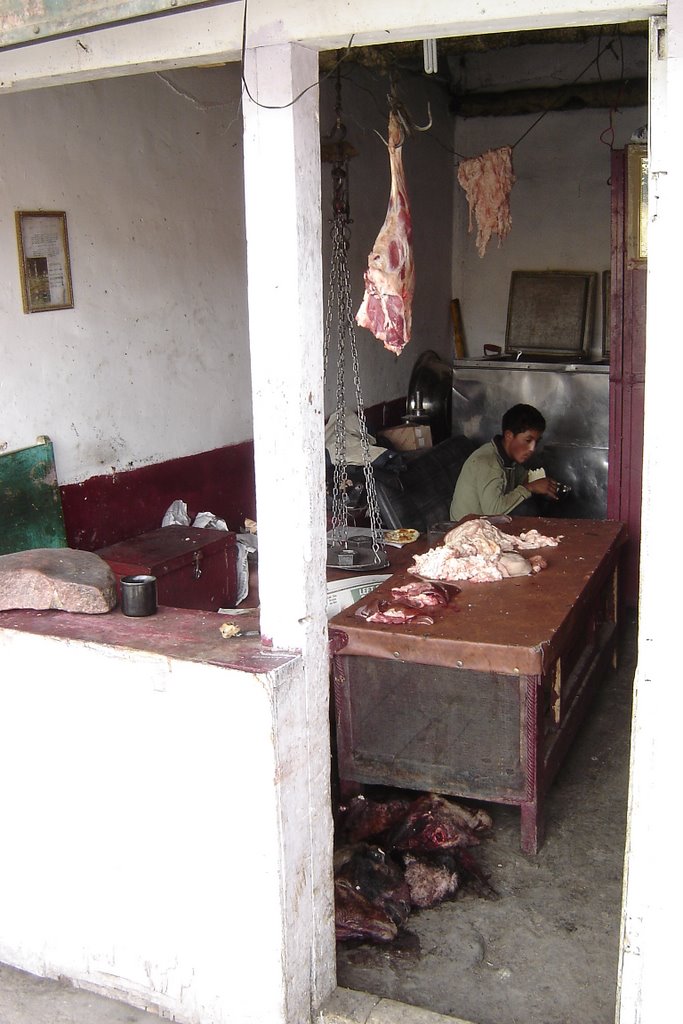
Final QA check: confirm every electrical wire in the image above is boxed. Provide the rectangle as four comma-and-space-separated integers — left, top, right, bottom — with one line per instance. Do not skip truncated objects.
240, 0, 355, 110
509, 36, 620, 150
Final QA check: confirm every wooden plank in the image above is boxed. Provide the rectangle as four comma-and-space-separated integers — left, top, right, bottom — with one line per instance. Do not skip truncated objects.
0, 0, 208, 49
0, 437, 67, 554
450, 298, 466, 359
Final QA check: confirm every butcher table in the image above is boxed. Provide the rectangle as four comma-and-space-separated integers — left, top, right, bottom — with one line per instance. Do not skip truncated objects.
329, 517, 626, 854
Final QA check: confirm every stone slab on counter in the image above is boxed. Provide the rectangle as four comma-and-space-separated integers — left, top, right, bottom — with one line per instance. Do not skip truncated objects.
0, 548, 116, 613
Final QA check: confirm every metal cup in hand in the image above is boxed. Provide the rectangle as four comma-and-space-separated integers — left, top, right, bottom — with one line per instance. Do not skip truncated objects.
120, 575, 157, 616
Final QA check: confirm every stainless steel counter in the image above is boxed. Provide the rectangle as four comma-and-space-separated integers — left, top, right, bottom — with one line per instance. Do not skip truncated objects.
451, 360, 609, 519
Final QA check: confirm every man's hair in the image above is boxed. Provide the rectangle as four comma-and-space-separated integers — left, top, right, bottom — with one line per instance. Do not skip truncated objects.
502, 404, 546, 436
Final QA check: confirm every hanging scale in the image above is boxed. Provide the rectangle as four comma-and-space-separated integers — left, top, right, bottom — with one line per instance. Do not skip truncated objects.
323, 69, 388, 572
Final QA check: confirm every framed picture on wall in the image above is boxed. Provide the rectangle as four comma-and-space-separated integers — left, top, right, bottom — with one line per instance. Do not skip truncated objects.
626, 144, 647, 264
15, 210, 74, 313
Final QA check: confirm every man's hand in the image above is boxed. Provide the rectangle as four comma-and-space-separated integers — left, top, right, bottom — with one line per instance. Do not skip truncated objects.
527, 476, 559, 500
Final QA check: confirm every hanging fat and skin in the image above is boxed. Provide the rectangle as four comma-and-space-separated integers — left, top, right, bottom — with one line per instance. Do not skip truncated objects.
356, 109, 414, 355
458, 145, 515, 257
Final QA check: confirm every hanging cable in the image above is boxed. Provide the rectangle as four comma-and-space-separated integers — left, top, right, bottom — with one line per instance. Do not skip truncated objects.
509, 37, 620, 150
240, 0, 355, 110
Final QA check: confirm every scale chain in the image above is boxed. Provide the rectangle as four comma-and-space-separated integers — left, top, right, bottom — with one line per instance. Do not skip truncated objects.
324, 164, 386, 563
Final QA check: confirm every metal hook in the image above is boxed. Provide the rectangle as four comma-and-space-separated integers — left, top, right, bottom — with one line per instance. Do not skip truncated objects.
375, 98, 433, 149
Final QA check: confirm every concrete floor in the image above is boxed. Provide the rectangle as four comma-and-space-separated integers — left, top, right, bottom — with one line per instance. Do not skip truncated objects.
335, 613, 636, 1024
0, 616, 635, 1024
0, 965, 160, 1024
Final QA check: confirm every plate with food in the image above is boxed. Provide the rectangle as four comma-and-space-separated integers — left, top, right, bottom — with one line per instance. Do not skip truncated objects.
383, 528, 420, 547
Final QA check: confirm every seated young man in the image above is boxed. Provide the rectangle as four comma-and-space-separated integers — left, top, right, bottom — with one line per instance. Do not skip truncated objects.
450, 403, 559, 521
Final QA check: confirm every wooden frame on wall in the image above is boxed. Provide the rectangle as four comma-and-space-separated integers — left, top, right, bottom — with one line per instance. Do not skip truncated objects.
15, 210, 74, 313
626, 144, 648, 264
505, 270, 597, 359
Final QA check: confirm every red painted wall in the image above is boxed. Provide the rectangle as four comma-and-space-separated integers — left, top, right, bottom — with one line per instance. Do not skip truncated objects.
61, 441, 257, 551
60, 398, 408, 551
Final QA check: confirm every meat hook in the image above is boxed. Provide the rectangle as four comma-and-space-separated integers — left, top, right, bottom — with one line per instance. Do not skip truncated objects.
374, 99, 433, 149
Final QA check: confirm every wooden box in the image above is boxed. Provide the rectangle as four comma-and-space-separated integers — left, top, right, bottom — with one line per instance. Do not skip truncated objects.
97, 526, 238, 611
377, 424, 432, 451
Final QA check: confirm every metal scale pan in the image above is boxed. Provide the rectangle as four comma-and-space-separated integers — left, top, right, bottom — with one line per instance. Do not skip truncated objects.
327, 532, 389, 572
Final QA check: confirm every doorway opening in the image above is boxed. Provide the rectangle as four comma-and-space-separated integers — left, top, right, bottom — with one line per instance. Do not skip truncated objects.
323, 20, 647, 1024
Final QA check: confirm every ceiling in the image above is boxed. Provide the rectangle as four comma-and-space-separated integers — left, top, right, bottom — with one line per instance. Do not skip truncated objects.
320, 22, 649, 115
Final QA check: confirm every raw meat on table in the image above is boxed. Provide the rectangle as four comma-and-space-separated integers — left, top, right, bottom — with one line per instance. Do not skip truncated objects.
356, 109, 414, 355
390, 579, 451, 606
355, 596, 434, 626
408, 517, 560, 584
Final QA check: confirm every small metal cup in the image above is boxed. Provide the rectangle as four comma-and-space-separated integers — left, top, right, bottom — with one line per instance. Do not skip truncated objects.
120, 575, 157, 617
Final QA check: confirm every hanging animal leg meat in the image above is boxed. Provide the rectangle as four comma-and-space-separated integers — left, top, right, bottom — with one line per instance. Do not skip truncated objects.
356, 110, 414, 355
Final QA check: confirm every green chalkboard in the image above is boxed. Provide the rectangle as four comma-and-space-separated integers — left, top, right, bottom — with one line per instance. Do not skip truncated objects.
0, 437, 67, 554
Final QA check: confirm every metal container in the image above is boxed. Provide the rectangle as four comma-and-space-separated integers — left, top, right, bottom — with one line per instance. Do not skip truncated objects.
120, 574, 157, 616
451, 360, 609, 519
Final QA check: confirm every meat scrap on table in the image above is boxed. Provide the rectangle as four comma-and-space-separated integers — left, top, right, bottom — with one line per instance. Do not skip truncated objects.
355, 579, 451, 625
356, 108, 414, 356
334, 790, 496, 943
457, 145, 515, 257
409, 517, 561, 585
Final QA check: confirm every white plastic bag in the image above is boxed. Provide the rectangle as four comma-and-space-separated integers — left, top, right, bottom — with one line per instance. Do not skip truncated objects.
192, 512, 228, 531
162, 499, 190, 527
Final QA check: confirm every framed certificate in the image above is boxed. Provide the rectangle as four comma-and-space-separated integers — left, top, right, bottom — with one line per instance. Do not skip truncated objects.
15, 210, 74, 313
626, 144, 647, 264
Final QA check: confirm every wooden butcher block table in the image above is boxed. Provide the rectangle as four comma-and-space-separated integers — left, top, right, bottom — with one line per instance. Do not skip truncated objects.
329, 517, 626, 854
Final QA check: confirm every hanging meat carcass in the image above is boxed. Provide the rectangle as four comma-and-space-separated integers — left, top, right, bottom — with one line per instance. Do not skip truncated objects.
356, 109, 414, 355
458, 145, 515, 257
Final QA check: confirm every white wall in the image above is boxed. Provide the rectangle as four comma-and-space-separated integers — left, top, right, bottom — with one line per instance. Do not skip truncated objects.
0, 623, 309, 1024
0, 37, 647, 495
0, 64, 251, 485
451, 39, 647, 358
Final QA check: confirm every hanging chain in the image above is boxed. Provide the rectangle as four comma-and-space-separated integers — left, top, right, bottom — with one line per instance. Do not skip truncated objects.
323, 69, 386, 564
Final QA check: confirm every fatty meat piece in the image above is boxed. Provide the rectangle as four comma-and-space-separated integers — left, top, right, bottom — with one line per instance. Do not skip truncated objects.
498, 552, 533, 577
444, 517, 512, 557
403, 852, 460, 909
408, 546, 505, 583
408, 517, 560, 584
457, 145, 515, 257
355, 596, 435, 625
356, 110, 414, 355
390, 580, 451, 606
517, 528, 561, 548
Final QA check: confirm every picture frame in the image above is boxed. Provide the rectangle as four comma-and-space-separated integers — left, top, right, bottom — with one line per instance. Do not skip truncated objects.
15, 210, 74, 313
504, 270, 597, 359
626, 144, 647, 264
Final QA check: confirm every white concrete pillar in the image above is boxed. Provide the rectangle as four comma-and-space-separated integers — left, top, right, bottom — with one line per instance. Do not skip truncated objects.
241, 41, 336, 1021
617, 14, 683, 1024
